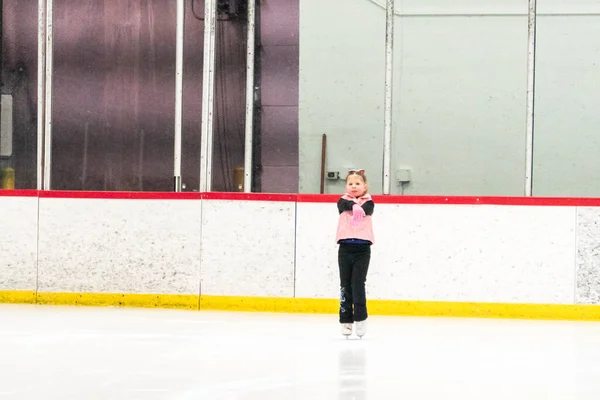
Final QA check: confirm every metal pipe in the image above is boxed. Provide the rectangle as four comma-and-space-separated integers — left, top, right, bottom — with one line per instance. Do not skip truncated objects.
174, 0, 184, 192
251, 1, 262, 193
37, 0, 46, 190
525, 0, 537, 196
382, 0, 394, 195
206, 2, 216, 191
42, 0, 53, 190
199, 0, 217, 192
243, 0, 256, 193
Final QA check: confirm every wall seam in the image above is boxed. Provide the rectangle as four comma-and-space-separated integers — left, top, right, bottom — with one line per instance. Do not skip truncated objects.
293, 200, 298, 298
198, 197, 204, 311
573, 206, 579, 305
35, 193, 41, 303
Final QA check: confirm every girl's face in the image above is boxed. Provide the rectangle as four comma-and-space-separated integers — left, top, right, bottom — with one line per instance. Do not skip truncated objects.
346, 174, 367, 197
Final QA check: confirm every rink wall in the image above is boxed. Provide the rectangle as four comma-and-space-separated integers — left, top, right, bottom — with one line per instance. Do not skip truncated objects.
2, 190, 600, 320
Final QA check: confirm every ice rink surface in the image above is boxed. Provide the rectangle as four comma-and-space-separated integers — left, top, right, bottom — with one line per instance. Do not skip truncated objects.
1, 304, 600, 399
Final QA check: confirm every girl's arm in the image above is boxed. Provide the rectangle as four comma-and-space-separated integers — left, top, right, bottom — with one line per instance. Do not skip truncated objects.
337, 198, 374, 215
337, 198, 356, 214
361, 200, 374, 216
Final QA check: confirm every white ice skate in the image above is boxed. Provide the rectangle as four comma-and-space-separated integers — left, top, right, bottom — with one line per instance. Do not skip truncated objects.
355, 320, 367, 338
340, 323, 352, 338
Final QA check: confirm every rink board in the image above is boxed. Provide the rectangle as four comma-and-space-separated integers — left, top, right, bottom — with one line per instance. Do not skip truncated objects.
295, 202, 576, 304
199, 196, 296, 298
2, 191, 600, 320
36, 196, 202, 297
0, 194, 38, 295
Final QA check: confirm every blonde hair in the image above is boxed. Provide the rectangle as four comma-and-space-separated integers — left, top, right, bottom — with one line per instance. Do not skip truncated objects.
346, 169, 367, 183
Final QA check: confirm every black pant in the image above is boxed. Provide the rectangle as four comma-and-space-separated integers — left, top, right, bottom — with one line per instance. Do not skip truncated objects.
338, 243, 371, 324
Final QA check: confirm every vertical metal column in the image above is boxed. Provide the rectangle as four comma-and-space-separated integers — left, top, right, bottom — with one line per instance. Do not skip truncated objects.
243, 0, 256, 193
251, 2, 262, 193
382, 0, 394, 195
525, 0, 537, 196
174, 0, 184, 192
42, 0, 53, 190
37, 0, 46, 190
199, 0, 217, 192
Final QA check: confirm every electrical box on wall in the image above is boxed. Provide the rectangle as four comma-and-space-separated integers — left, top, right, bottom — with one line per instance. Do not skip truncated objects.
396, 168, 411, 184
326, 171, 340, 180
1, 94, 13, 158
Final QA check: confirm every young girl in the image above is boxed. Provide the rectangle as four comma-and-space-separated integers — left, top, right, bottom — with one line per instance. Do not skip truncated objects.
335, 169, 374, 338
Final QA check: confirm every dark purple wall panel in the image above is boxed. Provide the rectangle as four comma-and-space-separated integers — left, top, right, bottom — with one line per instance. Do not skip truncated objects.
2, 0, 299, 192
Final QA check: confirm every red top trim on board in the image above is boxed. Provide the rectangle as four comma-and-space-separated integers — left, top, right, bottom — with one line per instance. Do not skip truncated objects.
296, 194, 341, 203
3, 189, 600, 206
372, 195, 600, 206
298, 193, 600, 206
38, 190, 202, 200
201, 192, 297, 202
0, 189, 39, 197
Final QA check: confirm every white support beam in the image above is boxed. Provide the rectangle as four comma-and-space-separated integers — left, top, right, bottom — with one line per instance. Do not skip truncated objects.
42, 0, 53, 190
383, 0, 394, 195
243, 0, 256, 193
525, 0, 537, 197
199, 0, 217, 192
37, 0, 46, 190
174, 0, 185, 192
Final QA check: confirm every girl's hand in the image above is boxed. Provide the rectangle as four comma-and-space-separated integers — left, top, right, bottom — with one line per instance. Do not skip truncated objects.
351, 204, 365, 226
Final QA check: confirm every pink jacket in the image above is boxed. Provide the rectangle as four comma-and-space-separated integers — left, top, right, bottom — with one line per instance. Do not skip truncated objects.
335, 193, 375, 244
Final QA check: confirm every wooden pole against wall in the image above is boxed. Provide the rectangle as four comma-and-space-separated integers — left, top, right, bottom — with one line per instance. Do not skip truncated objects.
320, 134, 326, 194
0, 0, 3, 161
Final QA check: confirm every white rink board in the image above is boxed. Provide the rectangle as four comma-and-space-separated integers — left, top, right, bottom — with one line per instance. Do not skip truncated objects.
37, 198, 201, 295
200, 200, 296, 297
0, 196, 38, 291
295, 202, 577, 304
1, 194, 592, 307
295, 202, 341, 299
